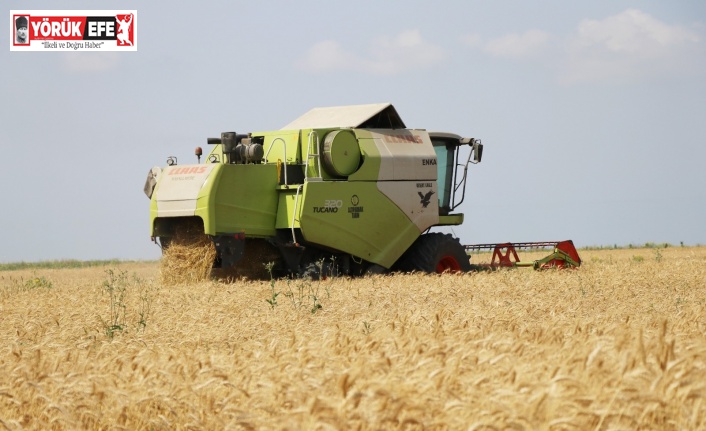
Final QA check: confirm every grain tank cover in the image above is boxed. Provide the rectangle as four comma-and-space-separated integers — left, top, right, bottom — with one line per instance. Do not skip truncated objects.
281, 103, 406, 130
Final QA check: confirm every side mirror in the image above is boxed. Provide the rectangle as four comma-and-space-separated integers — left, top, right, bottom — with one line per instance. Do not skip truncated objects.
472, 140, 483, 164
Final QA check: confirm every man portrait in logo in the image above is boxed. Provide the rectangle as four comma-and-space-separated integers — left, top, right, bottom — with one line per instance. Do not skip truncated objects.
116, 13, 133, 46
15, 16, 29, 44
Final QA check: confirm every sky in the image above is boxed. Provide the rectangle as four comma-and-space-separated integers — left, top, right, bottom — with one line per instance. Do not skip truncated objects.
2, 1, 705, 263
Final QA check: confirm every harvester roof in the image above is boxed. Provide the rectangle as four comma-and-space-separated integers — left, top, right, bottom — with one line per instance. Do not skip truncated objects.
281, 103, 406, 130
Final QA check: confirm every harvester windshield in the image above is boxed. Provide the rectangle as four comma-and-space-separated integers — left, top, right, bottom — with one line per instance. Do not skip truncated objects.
432, 140, 454, 214
430, 133, 482, 216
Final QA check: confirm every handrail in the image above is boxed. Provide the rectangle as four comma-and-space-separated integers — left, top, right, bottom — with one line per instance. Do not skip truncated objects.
305, 131, 322, 181
291, 184, 303, 243
264, 137, 287, 185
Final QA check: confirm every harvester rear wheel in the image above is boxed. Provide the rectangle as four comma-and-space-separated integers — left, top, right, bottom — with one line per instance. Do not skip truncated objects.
395, 233, 471, 274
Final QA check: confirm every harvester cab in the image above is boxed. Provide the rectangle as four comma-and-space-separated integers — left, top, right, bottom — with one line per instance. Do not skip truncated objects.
430, 133, 483, 216
145, 103, 578, 278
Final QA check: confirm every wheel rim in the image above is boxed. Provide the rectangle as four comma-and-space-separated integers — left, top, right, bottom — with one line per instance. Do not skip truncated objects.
436, 256, 461, 273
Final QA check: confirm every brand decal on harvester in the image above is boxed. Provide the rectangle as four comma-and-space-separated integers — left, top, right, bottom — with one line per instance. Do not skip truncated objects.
164, 165, 213, 182
348, 194, 364, 219
382, 134, 423, 144
10, 10, 137, 51
418, 190, 435, 208
313, 199, 342, 214
169, 166, 208, 175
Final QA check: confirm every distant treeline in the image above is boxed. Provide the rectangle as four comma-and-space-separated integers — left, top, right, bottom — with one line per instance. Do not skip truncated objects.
0, 259, 155, 271
581, 242, 696, 250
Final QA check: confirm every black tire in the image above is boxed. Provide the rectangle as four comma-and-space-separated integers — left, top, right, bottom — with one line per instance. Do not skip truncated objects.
300, 259, 340, 280
364, 264, 388, 275
395, 233, 471, 273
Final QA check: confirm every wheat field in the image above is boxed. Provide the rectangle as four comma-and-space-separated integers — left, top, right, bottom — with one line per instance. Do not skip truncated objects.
1, 246, 705, 430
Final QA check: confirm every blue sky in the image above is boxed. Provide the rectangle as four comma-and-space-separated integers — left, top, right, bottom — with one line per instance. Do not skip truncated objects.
2, 1, 705, 262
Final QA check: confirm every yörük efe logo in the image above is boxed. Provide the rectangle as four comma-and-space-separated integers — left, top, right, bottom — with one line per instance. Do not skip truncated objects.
10, 10, 137, 51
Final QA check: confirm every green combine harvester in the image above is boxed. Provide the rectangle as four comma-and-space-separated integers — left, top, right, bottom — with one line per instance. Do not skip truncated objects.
144, 103, 580, 278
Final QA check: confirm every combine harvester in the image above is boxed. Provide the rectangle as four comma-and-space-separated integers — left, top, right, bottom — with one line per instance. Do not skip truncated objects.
144, 103, 580, 278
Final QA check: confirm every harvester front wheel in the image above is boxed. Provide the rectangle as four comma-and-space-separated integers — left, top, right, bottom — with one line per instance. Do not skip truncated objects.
301, 259, 340, 280
395, 233, 471, 274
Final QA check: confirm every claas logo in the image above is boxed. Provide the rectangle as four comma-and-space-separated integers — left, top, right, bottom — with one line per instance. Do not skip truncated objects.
382, 133, 423, 144
168, 166, 209, 175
